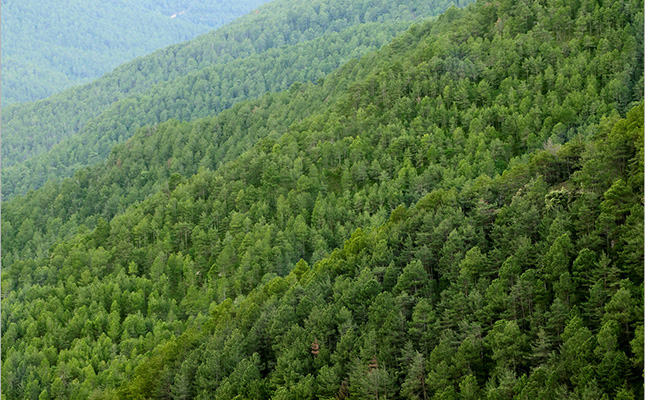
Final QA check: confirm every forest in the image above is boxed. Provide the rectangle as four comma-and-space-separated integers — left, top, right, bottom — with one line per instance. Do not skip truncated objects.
1, 0, 270, 104
1, 0, 643, 399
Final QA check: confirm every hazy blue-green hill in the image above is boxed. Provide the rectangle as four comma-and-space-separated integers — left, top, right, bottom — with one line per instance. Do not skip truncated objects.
0, 0, 270, 104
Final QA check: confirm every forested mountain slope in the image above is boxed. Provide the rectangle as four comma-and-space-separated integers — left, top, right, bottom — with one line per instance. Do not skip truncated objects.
1, 0, 270, 104
2, 0, 643, 399
121, 107, 643, 400
2, 0, 465, 198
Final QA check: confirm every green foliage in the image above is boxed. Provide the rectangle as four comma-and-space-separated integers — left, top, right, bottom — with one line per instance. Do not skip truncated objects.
2, 0, 643, 398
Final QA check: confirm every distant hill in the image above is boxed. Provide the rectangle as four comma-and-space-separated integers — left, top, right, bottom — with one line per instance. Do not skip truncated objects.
0, 0, 270, 104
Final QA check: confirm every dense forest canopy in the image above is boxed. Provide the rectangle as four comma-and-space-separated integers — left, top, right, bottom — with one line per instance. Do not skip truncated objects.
0, 0, 271, 104
1, 0, 643, 399
2, 0, 466, 199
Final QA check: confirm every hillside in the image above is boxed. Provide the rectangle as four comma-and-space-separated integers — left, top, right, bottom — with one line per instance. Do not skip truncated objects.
0, 0, 270, 104
2, 0, 643, 399
1, 0, 464, 199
